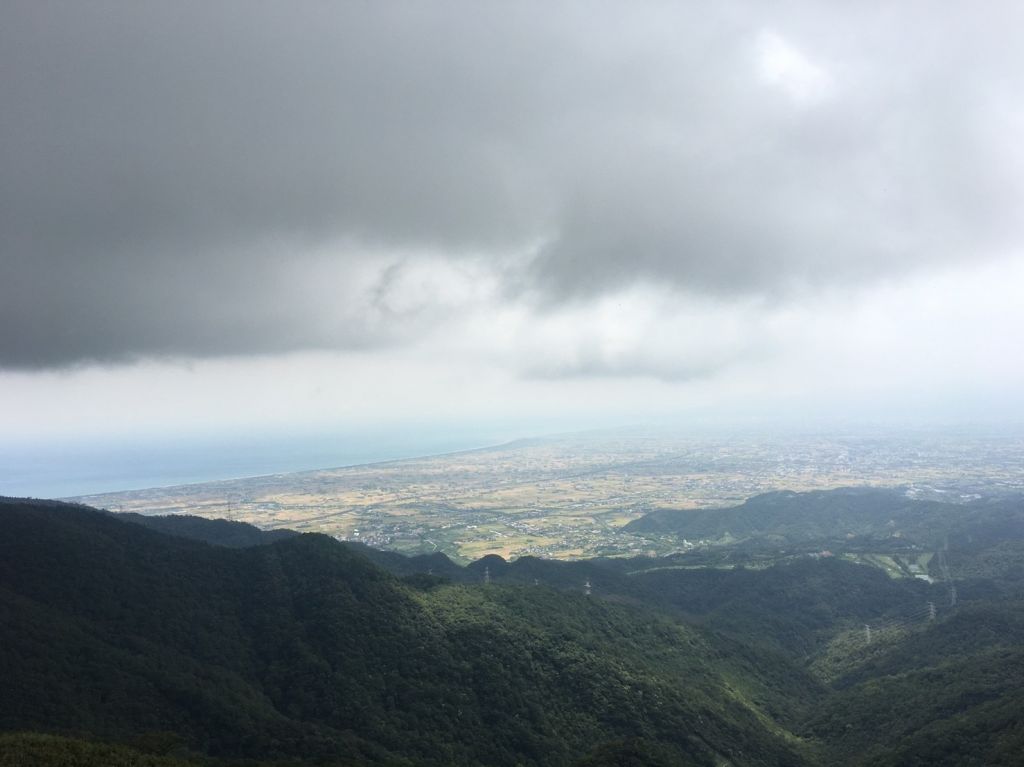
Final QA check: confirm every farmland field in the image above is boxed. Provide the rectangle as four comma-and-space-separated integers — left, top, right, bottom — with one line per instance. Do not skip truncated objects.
71, 429, 1024, 562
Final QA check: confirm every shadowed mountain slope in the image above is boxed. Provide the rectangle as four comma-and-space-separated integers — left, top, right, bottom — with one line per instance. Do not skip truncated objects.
113, 511, 299, 548
0, 498, 815, 767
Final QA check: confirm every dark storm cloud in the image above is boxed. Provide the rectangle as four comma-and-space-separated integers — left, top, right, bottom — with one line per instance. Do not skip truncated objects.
2, 1, 1022, 368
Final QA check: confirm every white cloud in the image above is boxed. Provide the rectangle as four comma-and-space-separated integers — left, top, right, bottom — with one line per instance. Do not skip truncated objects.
756, 29, 833, 105
3, 1, 1024, 452
8, 255, 1022, 442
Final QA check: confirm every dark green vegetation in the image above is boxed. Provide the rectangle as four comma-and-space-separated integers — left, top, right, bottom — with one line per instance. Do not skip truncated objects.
625, 487, 1023, 558
2, 490, 1023, 766
114, 511, 300, 548
625, 487, 933, 539
805, 602, 1024, 766
0, 498, 811, 766
0, 732, 201, 767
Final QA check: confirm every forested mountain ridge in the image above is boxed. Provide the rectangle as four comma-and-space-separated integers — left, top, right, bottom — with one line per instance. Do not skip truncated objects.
806, 601, 1024, 766
111, 507, 467, 577
106, 506, 939, 660
3, 495, 1023, 765
0, 498, 814, 766
623, 487, 1024, 550
625, 487, 920, 537
619, 488, 1024, 601
113, 510, 300, 548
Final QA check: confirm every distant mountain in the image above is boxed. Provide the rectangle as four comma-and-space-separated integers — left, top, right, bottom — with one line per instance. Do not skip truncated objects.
624, 487, 1024, 551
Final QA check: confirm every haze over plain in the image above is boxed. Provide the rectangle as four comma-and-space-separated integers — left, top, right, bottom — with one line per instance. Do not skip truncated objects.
2, 1, 1023, 492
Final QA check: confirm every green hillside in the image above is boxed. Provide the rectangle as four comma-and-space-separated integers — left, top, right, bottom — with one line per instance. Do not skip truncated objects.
0, 732, 198, 767
805, 603, 1024, 766
0, 498, 813, 767
113, 511, 300, 548
4, 494, 1024, 766
623, 488, 1024, 553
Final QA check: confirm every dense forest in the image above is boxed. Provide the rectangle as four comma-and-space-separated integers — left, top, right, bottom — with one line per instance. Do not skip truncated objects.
625, 487, 1024, 552
2, 495, 1023, 765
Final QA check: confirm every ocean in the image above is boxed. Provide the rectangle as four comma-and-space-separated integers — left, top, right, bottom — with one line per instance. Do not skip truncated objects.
0, 428, 513, 500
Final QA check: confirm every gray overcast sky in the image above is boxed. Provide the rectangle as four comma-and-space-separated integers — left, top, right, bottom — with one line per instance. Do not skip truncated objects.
1, 1, 1023, 441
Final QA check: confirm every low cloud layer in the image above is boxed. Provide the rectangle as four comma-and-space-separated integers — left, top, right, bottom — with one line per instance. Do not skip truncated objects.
2, 1, 1023, 369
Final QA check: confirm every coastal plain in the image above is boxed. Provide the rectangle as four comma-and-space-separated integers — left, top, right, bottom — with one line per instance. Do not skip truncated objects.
71, 430, 1024, 563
